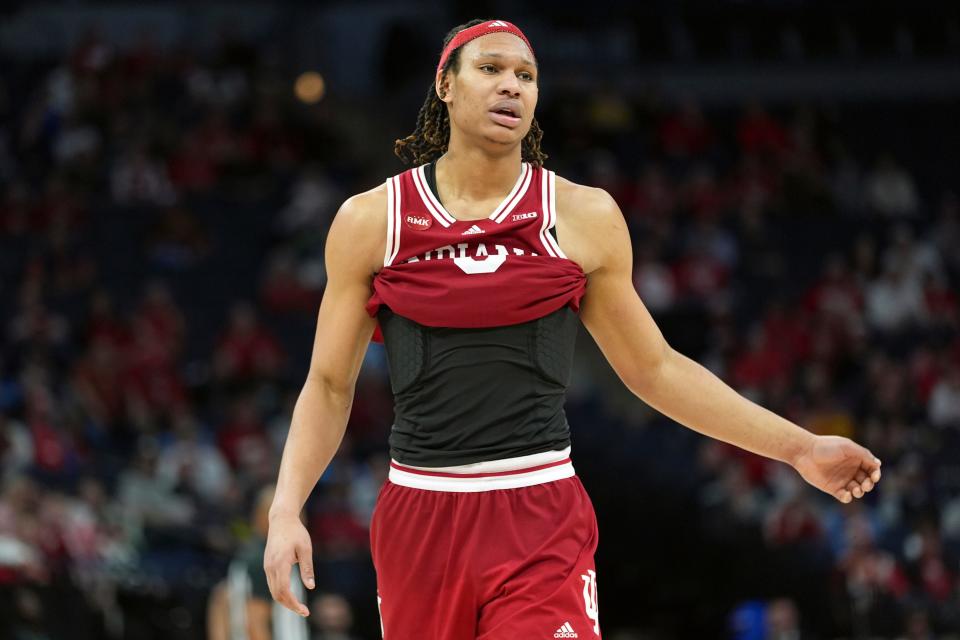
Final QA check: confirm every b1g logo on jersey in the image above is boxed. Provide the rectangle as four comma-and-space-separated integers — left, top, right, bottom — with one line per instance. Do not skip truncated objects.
511, 211, 538, 222
404, 213, 433, 231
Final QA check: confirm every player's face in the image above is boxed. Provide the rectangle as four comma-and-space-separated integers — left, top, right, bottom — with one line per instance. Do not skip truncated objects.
440, 33, 538, 150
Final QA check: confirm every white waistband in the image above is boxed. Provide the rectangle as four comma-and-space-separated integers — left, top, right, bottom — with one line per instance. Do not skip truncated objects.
388, 447, 574, 492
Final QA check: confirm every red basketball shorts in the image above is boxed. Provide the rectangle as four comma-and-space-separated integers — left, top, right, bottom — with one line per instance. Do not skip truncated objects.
370, 447, 601, 640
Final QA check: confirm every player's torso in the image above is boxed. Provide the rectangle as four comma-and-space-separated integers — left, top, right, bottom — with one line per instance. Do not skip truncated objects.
371, 161, 585, 466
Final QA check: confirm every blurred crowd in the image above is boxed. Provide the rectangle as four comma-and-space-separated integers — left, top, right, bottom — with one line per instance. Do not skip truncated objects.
0, 23, 958, 640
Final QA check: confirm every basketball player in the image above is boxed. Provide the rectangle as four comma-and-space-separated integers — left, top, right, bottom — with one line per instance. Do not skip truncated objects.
264, 19, 882, 639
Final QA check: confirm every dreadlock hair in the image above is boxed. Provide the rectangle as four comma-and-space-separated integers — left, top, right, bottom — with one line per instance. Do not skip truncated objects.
394, 19, 547, 167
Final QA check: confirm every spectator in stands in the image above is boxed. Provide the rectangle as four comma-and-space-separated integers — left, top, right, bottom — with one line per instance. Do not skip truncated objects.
838, 512, 909, 635
729, 153, 780, 213
902, 521, 956, 605
865, 261, 927, 334
214, 302, 285, 382
765, 597, 808, 640
680, 163, 727, 220
851, 233, 879, 286
801, 254, 864, 342
167, 131, 220, 194
309, 592, 361, 640
0, 477, 46, 584
276, 165, 340, 236
865, 153, 920, 218
657, 98, 715, 159
670, 228, 731, 304
882, 225, 943, 288
217, 396, 272, 473
309, 481, 369, 561
628, 163, 677, 221
828, 144, 865, 216
764, 491, 824, 548
923, 272, 959, 331
117, 438, 194, 538
110, 142, 176, 207
134, 280, 185, 356
52, 112, 101, 170
928, 364, 960, 428
71, 336, 125, 429
7, 290, 70, 354
931, 191, 959, 276
122, 312, 187, 427
737, 101, 790, 159
700, 459, 768, 528
632, 241, 676, 313
801, 363, 856, 439
157, 408, 231, 504
83, 290, 128, 349
0, 415, 33, 477
7, 587, 53, 640
260, 251, 324, 314
730, 324, 790, 397
147, 206, 210, 270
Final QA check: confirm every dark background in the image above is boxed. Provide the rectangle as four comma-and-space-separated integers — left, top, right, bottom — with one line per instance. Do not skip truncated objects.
0, 1, 959, 639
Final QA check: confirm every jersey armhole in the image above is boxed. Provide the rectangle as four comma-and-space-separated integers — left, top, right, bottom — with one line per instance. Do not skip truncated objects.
384, 176, 401, 267
544, 170, 567, 258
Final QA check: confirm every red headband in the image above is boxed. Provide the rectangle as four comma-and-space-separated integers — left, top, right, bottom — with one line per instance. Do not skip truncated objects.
436, 20, 535, 77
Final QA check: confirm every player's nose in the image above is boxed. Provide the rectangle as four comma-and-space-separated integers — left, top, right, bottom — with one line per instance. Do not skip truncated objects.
497, 72, 521, 96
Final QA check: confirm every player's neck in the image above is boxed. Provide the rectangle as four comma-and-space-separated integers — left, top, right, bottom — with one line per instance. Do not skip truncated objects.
435, 144, 523, 203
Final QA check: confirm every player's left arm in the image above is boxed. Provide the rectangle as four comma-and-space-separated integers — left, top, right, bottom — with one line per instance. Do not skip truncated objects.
565, 183, 881, 503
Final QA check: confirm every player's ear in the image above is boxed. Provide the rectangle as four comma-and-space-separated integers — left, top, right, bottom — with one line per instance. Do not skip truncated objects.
436, 70, 452, 104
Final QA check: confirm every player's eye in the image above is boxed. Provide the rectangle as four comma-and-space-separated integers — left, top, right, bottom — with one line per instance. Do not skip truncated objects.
480, 64, 497, 73
518, 72, 534, 82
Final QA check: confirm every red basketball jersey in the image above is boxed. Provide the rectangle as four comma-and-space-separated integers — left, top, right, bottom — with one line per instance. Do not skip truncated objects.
365, 162, 587, 338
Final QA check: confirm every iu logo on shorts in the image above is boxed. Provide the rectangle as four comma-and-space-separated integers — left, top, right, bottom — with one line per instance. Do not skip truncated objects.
581, 569, 600, 636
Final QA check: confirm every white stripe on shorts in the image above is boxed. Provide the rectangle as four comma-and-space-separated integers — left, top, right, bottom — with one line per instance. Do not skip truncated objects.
388, 446, 575, 492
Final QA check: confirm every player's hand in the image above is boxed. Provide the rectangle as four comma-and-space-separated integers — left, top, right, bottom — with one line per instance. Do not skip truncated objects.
792, 435, 882, 504
263, 512, 315, 616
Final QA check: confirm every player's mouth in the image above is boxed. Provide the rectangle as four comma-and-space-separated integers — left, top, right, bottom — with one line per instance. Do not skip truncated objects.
488, 101, 522, 128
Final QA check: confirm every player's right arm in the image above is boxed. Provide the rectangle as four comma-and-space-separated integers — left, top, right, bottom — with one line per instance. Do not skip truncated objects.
263, 185, 386, 617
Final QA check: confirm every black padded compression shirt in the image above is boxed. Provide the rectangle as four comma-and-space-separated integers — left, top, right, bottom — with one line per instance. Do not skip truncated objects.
378, 305, 578, 466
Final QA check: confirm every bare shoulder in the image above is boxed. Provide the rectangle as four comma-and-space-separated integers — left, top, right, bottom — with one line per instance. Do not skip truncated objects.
553, 175, 630, 275
334, 182, 388, 237
327, 182, 388, 276
555, 176, 619, 214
